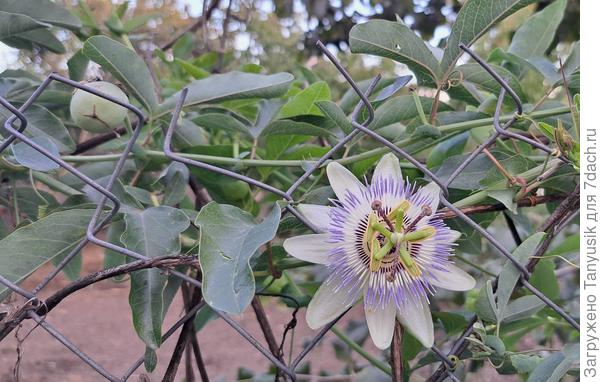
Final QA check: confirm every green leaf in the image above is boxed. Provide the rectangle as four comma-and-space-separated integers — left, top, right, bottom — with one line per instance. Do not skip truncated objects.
158, 162, 189, 207
158, 72, 294, 117
547, 233, 579, 258
11, 136, 60, 172
194, 304, 218, 331
171, 119, 209, 148
527, 343, 579, 382
427, 131, 469, 168
0, 0, 81, 30
369, 96, 451, 131
440, 0, 538, 74
0, 11, 49, 39
265, 135, 308, 162
480, 154, 536, 190
144, 348, 158, 373
537, 122, 556, 141
503, 295, 545, 323
510, 354, 543, 374
197, 202, 280, 314
13, 187, 57, 220
349, 20, 441, 85
4, 29, 64, 53
122, 206, 190, 349
496, 232, 545, 321
339, 77, 395, 113
508, 0, 567, 59
529, 259, 559, 300
0, 209, 94, 301
260, 120, 333, 137
562, 41, 580, 76
124, 186, 154, 206
249, 99, 284, 137
103, 220, 127, 276
487, 189, 517, 214
373, 75, 412, 102
174, 58, 210, 80
192, 113, 252, 138
278, 81, 331, 119
84, 178, 143, 215
172, 33, 195, 59
475, 280, 499, 322
454, 63, 527, 104
316, 100, 353, 135
67, 49, 89, 82
433, 312, 470, 336
122, 13, 159, 33
0, 103, 75, 153
83, 36, 158, 112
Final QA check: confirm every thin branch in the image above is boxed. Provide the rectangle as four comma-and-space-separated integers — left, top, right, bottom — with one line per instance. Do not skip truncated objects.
0, 256, 198, 342
251, 296, 286, 381
427, 185, 580, 382
73, 126, 127, 154
437, 194, 563, 219
163, 274, 203, 382
429, 85, 442, 124
526, 185, 580, 272
190, 332, 210, 382
160, 0, 221, 51
44, 256, 198, 313
390, 321, 403, 382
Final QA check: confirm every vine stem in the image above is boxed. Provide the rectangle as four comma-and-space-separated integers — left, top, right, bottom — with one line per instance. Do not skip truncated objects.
251, 296, 286, 381
69, 106, 571, 162
390, 321, 403, 382
330, 327, 392, 375
429, 85, 442, 124
427, 185, 580, 382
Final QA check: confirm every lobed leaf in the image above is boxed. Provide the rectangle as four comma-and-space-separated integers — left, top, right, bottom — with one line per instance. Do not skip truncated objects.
197, 202, 280, 315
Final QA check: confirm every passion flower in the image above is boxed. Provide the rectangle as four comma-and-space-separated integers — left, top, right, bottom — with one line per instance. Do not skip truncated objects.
283, 154, 475, 349
69, 81, 129, 133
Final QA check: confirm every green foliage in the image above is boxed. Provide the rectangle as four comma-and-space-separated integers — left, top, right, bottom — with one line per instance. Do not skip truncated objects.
123, 206, 190, 349
0, 1, 580, 379
350, 20, 441, 86
0, 209, 95, 300
197, 202, 280, 314
83, 36, 158, 112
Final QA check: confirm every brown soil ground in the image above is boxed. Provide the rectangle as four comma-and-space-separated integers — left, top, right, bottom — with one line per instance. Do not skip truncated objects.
0, 245, 371, 381
0, 245, 511, 382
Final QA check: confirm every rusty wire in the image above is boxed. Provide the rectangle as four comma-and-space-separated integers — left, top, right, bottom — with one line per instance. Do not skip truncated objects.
0, 42, 580, 381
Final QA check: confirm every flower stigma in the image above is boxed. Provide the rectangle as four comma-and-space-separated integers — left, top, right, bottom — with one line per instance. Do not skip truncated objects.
365, 200, 436, 279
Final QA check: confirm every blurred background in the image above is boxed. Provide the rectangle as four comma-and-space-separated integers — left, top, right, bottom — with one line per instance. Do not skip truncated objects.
0, 0, 580, 98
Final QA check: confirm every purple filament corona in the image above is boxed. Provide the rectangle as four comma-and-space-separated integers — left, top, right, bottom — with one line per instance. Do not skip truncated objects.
326, 176, 455, 311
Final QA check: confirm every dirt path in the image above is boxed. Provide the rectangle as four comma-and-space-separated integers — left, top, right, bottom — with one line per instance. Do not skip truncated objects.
0, 246, 358, 381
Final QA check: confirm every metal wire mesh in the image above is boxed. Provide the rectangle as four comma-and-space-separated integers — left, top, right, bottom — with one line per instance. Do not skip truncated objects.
0, 42, 580, 381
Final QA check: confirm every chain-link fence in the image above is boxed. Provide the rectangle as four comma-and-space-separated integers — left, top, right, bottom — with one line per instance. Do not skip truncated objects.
0, 42, 580, 382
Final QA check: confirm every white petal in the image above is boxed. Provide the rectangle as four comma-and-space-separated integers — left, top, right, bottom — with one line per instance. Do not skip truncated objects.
396, 297, 434, 348
306, 277, 361, 329
420, 182, 441, 212
429, 264, 476, 291
448, 230, 462, 243
297, 204, 331, 233
326, 162, 366, 201
283, 234, 334, 264
373, 153, 402, 182
365, 301, 396, 349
